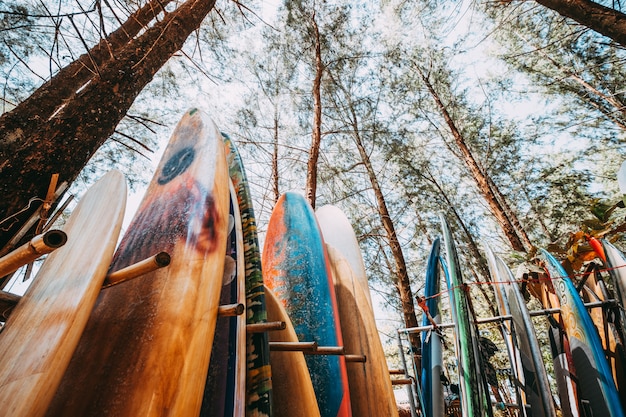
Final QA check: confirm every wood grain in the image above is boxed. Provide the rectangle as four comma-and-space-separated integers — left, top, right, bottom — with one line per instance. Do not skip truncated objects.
47, 108, 229, 417
0, 170, 126, 417
327, 244, 398, 417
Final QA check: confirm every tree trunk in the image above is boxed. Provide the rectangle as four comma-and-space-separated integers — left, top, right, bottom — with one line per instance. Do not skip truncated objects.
272, 110, 280, 203
5, 0, 172, 128
532, 0, 626, 47
349, 114, 421, 360
304, 11, 324, 209
0, 0, 216, 249
417, 67, 533, 253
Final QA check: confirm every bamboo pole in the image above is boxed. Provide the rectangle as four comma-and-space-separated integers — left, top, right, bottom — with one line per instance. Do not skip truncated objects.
306, 346, 345, 355
344, 354, 367, 363
102, 252, 170, 287
269, 341, 318, 352
0, 290, 21, 319
247, 321, 286, 333
389, 369, 406, 375
0, 229, 67, 278
218, 303, 245, 317
392, 378, 413, 386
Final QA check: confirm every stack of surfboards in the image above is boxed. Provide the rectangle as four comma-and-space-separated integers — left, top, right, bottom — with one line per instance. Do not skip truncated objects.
432, 216, 626, 417
0, 108, 402, 417
262, 195, 398, 417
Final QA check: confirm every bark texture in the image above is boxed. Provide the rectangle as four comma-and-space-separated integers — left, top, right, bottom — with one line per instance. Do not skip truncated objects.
0, 0, 216, 249
533, 0, 626, 47
305, 11, 324, 209
418, 68, 533, 253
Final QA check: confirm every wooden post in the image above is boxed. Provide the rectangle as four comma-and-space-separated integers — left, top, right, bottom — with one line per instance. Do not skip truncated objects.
0, 290, 21, 320
0, 229, 67, 278
247, 321, 286, 333
306, 346, 345, 355
269, 341, 318, 352
218, 303, 245, 317
102, 252, 170, 287
392, 378, 413, 386
344, 355, 367, 363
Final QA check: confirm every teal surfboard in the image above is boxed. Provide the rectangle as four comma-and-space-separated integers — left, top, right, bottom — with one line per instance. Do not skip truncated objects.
263, 192, 351, 417
421, 238, 445, 417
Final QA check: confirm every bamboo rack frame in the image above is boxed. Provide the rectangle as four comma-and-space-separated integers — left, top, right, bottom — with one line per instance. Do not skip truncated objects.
102, 252, 171, 287
400, 300, 614, 334
218, 303, 245, 317
247, 321, 286, 333
0, 229, 67, 278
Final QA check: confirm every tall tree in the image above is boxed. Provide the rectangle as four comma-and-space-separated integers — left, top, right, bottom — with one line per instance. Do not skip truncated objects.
530, 0, 626, 46
0, 0, 218, 248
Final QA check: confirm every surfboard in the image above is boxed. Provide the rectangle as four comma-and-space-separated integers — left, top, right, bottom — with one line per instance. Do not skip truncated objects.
265, 285, 321, 417
0, 170, 127, 417
526, 267, 580, 417
326, 244, 398, 417
420, 238, 445, 417
223, 133, 272, 416
484, 244, 556, 417
47, 108, 230, 417
601, 240, 626, 320
316, 204, 372, 306
201, 180, 246, 417
440, 214, 493, 417
540, 249, 624, 417
263, 192, 351, 417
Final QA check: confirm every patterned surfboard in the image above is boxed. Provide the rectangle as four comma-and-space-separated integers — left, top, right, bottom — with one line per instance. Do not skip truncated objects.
440, 215, 493, 417
223, 133, 272, 416
263, 192, 351, 417
540, 249, 624, 417
47, 108, 230, 416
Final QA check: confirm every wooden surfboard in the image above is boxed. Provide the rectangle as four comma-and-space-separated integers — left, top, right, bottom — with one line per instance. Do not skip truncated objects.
201, 180, 246, 417
47, 108, 230, 417
326, 244, 398, 417
223, 133, 272, 416
265, 285, 321, 417
316, 204, 372, 306
540, 249, 625, 417
263, 192, 351, 417
440, 214, 493, 417
484, 244, 556, 417
421, 238, 445, 417
0, 170, 127, 417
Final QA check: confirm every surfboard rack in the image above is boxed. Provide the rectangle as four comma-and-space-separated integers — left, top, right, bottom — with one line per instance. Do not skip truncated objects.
400, 300, 618, 334
269, 341, 364, 361
344, 354, 367, 363
247, 321, 286, 333
0, 229, 67, 278
218, 303, 245, 316
102, 252, 171, 288
391, 377, 413, 386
